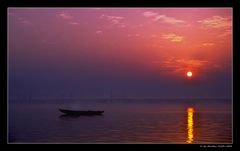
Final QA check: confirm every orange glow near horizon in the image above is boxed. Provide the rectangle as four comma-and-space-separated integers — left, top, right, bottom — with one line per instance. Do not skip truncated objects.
187, 107, 194, 143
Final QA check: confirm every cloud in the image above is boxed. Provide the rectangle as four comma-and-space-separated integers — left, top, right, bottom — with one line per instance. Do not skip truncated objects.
111, 19, 120, 24
202, 43, 215, 46
57, 13, 81, 26
154, 57, 211, 73
143, 11, 158, 17
217, 29, 232, 38
158, 57, 227, 74
154, 15, 185, 25
96, 30, 103, 34
143, 12, 186, 25
69, 22, 79, 25
100, 14, 126, 28
162, 33, 183, 42
175, 59, 209, 68
198, 16, 232, 39
100, 14, 124, 20
57, 12, 74, 20
198, 16, 232, 29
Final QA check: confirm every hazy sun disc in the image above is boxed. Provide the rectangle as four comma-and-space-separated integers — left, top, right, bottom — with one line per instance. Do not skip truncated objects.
187, 71, 193, 77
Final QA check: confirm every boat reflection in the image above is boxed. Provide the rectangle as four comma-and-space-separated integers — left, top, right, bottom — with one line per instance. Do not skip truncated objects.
186, 107, 194, 143
59, 114, 104, 119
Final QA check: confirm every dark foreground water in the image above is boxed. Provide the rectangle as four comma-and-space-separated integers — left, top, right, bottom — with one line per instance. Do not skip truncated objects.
9, 99, 232, 143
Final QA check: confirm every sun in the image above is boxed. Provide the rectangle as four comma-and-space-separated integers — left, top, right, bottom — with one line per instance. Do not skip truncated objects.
186, 71, 193, 77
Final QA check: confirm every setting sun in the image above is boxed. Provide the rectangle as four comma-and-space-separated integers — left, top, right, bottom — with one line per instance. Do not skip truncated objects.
187, 71, 193, 77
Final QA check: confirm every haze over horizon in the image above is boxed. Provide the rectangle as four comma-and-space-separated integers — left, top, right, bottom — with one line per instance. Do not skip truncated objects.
9, 8, 232, 100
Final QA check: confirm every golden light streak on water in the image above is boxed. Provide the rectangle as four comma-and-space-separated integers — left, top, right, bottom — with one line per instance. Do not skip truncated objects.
186, 107, 194, 143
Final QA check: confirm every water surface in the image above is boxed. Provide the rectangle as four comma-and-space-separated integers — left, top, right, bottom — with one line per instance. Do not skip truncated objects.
9, 99, 232, 143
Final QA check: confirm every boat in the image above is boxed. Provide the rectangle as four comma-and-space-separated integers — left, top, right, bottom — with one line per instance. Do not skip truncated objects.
59, 109, 104, 116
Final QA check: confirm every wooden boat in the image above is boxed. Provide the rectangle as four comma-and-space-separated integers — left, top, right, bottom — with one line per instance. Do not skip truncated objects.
59, 109, 104, 116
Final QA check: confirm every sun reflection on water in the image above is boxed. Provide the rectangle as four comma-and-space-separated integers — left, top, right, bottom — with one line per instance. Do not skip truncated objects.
186, 107, 194, 143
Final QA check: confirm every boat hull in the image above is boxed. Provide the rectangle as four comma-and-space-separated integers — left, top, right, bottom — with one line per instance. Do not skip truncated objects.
59, 109, 104, 116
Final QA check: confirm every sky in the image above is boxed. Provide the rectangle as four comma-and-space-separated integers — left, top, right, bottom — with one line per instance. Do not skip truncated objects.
8, 8, 232, 99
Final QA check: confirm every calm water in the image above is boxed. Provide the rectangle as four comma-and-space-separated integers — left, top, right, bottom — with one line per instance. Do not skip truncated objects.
9, 99, 232, 143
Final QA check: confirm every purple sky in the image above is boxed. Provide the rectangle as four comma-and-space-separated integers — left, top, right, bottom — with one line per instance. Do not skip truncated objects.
8, 8, 232, 99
